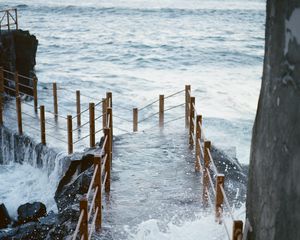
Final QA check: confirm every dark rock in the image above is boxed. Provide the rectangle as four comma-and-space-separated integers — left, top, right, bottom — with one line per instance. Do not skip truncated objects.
17, 202, 47, 224
247, 1, 300, 239
0, 204, 11, 229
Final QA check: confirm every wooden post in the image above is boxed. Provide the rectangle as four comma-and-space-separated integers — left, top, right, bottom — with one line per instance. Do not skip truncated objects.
133, 108, 138, 132
102, 98, 107, 129
215, 174, 225, 222
40, 105, 46, 145
80, 197, 88, 240
33, 77, 38, 113
94, 155, 102, 231
7, 11, 10, 31
104, 128, 111, 192
106, 92, 113, 137
185, 85, 191, 128
16, 96, 22, 134
15, 71, 19, 96
0, 67, 4, 125
89, 103, 95, 148
195, 115, 202, 172
232, 220, 243, 240
67, 115, 73, 154
76, 90, 81, 126
107, 107, 113, 152
202, 140, 211, 205
189, 97, 195, 145
53, 82, 58, 119
15, 9, 18, 30
159, 95, 164, 127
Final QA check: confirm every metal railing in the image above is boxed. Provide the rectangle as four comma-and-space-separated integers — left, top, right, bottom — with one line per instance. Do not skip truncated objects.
0, 8, 18, 33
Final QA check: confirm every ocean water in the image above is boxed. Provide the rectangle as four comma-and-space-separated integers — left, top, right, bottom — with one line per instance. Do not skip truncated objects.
0, 0, 265, 238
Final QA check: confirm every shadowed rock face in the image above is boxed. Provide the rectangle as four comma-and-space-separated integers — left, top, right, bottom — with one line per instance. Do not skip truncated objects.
247, 1, 300, 239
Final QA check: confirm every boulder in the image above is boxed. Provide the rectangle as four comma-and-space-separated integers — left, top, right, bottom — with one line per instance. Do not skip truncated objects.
17, 202, 47, 224
0, 204, 11, 229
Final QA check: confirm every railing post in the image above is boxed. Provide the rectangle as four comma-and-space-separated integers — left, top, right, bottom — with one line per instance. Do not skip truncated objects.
102, 98, 107, 129
106, 92, 113, 137
107, 107, 113, 153
215, 174, 225, 223
89, 102, 95, 148
0, 67, 4, 125
104, 128, 111, 192
7, 11, 10, 31
189, 97, 195, 145
15, 71, 19, 96
16, 96, 22, 135
53, 82, 58, 119
94, 155, 102, 231
185, 85, 191, 128
133, 108, 138, 132
76, 90, 81, 126
33, 76, 38, 113
80, 197, 88, 240
195, 115, 202, 172
67, 115, 73, 154
40, 105, 46, 145
232, 220, 243, 240
159, 95, 164, 127
203, 140, 211, 205
15, 9, 18, 30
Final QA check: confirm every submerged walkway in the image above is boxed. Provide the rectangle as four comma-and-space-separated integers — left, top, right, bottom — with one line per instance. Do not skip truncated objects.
96, 122, 226, 239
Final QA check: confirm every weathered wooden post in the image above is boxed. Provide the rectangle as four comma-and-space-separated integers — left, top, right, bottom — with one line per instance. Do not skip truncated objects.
203, 140, 211, 205
189, 97, 195, 145
133, 108, 138, 132
53, 82, 58, 119
107, 107, 113, 152
76, 90, 81, 126
215, 174, 225, 222
15, 71, 19, 96
80, 197, 88, 240
94, 155, 102, 230
185, 85, 191, 128
89, 102, 95, 148
40, 105, 46, 145
159, 95, 164, 127
102, 98, 107, 129
33, 76, 38, 113
232, 220, 243, 240
106, 92, 113, 137
195, 115, 202, 172
0, 67, 4, 125
104, 128, 111, 192
67, 115, 73, 154
16, 96, 22, 134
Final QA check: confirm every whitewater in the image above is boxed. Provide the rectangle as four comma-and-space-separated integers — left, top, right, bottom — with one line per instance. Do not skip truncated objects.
0, 0, 265, 239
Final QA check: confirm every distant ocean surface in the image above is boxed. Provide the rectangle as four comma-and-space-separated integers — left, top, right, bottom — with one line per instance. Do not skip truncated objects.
1, 0, 266, 164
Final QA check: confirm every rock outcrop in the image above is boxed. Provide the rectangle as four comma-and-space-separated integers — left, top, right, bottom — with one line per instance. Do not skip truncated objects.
17, 202, 47, 225
246, 1, 300, 239
0, 204, 11, 229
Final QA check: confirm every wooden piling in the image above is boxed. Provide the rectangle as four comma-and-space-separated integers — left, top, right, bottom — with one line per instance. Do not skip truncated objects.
195, 115, 202, 172
40, 105, 46, 145
159, 95, 164, 127
0, 67, 4, 125
232, 220, 243, 240
53, 82, 58, 119
33, 77, 38, 113
102, 98, 107, 129
76, 90, 81, 126
16, 96, 22, 134
107, 107, 113, 152
189, 97, 195, 145
104, 128, 111, 192
89, 102, 95, 148
94, 155, 102, 231
67, 115, 73, 154
185, 85, 191, 128
15, 71, 19, 96
215, 174, 225, 222
133, 108, 138, 132
203, 140, 211, 205
80, 197, 88, 240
